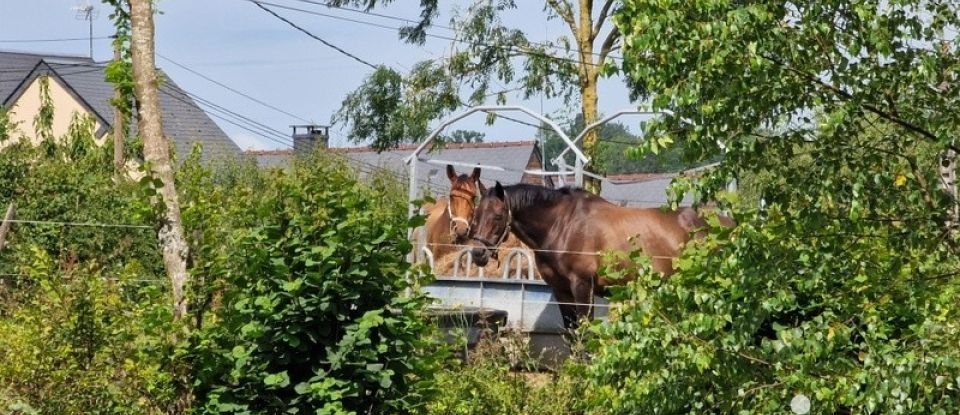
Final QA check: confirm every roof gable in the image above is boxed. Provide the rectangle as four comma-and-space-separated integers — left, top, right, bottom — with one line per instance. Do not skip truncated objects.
0, 50, 92, 104
4, 61, 113, 137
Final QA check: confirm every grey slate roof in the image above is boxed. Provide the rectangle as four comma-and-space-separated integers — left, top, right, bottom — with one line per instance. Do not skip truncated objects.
248, 141, 547, 196
0, 50, 242, 163
247, 142, 685, 207
343, 141, 547, 195
600, 173, 691, 207
0, 51, 92, 103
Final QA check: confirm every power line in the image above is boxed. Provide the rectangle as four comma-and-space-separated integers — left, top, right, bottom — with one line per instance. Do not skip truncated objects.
245, 1, 554, 136
286, 0, 456, 32
412, 241, 681, 260
5, 219, 151, 229
0, 58, 301, 150
242, 0, 617, 66
0, 36, 112, 43
251, 1, 379, 70
156, 53, 313, 124
165, 85, 293, 143
158, 85, 294, 148
157, 85, 292, 149
276, 0, 624, 62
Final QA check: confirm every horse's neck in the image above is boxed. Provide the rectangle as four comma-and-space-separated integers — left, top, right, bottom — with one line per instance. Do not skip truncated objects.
505, 191, 569, 251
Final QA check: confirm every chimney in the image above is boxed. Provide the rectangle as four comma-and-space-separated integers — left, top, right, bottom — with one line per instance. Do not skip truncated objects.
291, 124, 330, 155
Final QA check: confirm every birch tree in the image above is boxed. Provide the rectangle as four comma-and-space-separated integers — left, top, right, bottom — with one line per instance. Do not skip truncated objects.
129, 0, 191, 320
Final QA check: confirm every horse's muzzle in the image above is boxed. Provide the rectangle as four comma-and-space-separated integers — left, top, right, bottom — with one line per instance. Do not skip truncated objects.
469, 242, 490, 267
450, 223, 470, 240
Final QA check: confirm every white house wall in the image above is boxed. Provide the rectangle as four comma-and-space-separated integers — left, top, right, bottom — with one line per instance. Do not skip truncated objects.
4, 75, 104, 148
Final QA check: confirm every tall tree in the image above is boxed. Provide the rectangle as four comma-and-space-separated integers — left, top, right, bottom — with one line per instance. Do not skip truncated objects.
129, 0, 191, 320
331, 0, 623, 193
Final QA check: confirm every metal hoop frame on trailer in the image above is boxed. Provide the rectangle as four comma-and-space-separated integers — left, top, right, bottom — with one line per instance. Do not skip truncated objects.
403, 105, 589, 269
403, 105, 723, 274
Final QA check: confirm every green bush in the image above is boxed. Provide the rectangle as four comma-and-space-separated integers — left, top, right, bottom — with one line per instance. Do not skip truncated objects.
0, 111, 177, 414
578, 130, 960, 413
190, 150, 442, 415
0, 238, 177, 415
426, 333, 583, 415
0, 114, 161, 282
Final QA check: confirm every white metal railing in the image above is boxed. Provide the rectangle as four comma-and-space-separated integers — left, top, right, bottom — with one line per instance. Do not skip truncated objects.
452, 248, 485, 278
419, 246, 435, 272
416, 246, 538, 280
500, 248, 536, 280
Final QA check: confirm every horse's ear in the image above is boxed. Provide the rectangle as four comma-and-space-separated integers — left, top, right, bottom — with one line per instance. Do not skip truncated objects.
494, 181, 505, 200
478, 180, 487, 194
470, 166, 481, 182
446, 164, 457, 182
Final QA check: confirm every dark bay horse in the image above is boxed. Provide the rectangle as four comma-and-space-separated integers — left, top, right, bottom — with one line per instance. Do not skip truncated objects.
466, 182, 735, 329
415, 165, 484, 262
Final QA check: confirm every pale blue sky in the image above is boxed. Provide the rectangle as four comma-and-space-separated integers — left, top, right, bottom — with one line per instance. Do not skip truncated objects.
0, 0, 640, 150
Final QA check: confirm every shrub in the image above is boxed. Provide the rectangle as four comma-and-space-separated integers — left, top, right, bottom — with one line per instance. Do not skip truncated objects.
190, 150, 442, 414
0, 114, 161, 282
0, 112, 177, 414
0, 248, 177, 414
580, 208, 960, 414
426, 332, 584, 415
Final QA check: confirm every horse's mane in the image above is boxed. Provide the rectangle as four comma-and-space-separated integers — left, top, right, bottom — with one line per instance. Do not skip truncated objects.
496, 183, 594, 211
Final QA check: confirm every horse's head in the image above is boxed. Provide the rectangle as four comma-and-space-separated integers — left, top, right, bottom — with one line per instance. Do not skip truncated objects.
467, 181, 511, 267
445, 164, 484, 240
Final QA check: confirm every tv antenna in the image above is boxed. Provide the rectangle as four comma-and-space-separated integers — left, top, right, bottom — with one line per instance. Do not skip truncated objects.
73, 0, 99, 59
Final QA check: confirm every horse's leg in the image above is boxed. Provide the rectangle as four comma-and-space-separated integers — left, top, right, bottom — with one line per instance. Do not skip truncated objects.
570, 274, 596, 323
536, 261, 579, 330
552, 287, 579, 331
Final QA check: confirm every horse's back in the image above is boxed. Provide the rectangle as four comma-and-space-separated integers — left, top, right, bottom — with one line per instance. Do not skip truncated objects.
578, 202, 730, 275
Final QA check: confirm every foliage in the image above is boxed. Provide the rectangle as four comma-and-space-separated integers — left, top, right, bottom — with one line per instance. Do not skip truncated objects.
537, 112, 718, 174
441, 129, 485, 144
0, 107, 16, 143
578, 0, 960, 413
333, 64, 459, 151
103, 0, 144, 161
426, 334, 583, 415
0, 249, 177, 414
174, 144, 268, 331
0, 106, 176, 413
190, 149, 443, 415
0, 97, 161, 283
32, 77, 54, 143
331, 1, 620, 189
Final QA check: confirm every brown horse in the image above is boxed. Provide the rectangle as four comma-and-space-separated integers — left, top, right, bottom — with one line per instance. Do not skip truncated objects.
414, 165, 485, 262
466, 182, 735, 329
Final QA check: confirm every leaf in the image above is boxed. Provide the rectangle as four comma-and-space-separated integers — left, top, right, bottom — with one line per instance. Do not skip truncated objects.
264, 371, 290, 388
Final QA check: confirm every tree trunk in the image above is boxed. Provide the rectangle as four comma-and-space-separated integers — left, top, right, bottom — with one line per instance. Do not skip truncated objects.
580, 72, 601, 193
130, 0, 191, 321
940, 149, 958, 234
113, 45, 125, 177
0, 202, 15, 252
577, 0, 602, 194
